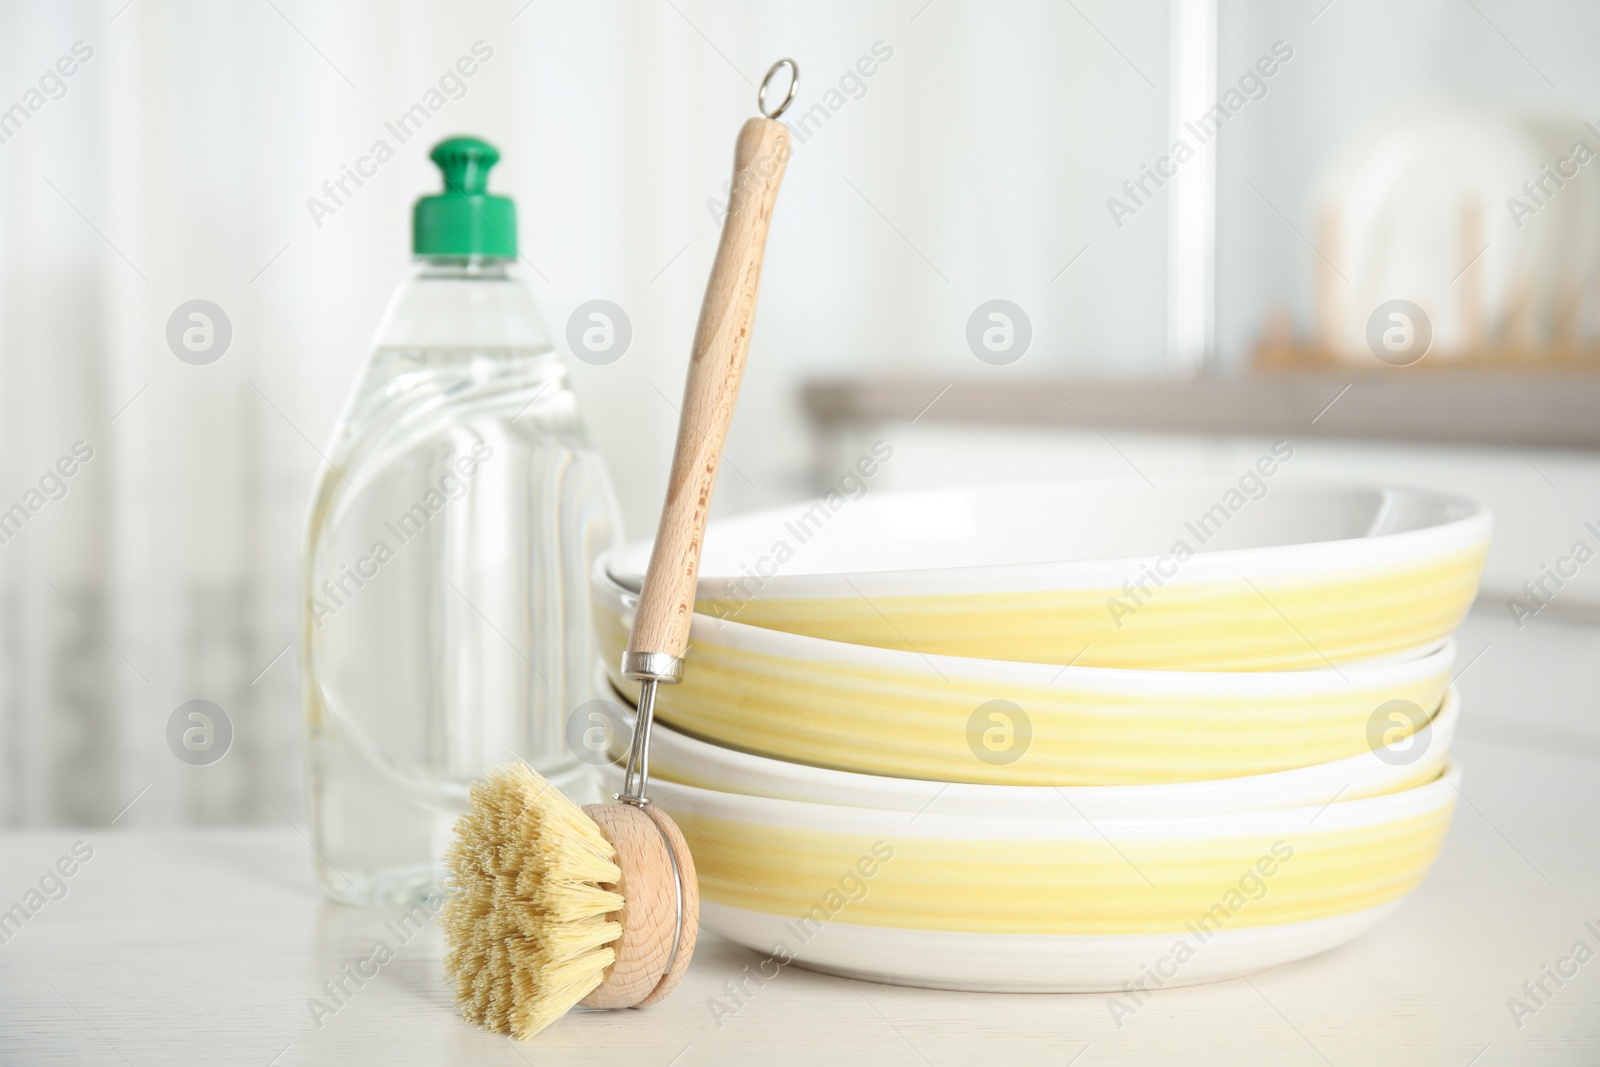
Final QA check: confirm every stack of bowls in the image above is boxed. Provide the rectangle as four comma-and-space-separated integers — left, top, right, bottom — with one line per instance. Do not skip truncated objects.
593, 478, 1491, 991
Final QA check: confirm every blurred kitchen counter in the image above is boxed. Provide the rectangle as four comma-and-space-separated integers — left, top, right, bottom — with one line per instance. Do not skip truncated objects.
1, 605, 1597, 1066
804, 373, 1600, 449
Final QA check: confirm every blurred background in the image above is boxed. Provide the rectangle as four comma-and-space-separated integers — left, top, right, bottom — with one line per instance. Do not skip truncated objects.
3, 0, 1598, 828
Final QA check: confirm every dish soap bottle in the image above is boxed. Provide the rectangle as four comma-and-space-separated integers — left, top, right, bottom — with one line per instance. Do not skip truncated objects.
301, 137, 621, 906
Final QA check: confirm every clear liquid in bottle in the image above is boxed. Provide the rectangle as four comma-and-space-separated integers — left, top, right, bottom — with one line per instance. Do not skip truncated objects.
299, 141, 620, 906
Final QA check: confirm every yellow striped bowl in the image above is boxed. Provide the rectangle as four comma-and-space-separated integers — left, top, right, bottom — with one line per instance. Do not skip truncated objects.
606, 479, 1491, 671
602, 684, 1459, 815
593, 569, 1455, 785
600, 762, 1460, 992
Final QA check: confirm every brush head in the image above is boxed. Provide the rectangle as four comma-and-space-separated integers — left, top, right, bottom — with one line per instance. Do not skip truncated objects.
441, 764, 624, 1039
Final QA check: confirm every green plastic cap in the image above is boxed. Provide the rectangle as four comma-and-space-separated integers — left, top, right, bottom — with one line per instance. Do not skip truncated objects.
413, 136, 516, 258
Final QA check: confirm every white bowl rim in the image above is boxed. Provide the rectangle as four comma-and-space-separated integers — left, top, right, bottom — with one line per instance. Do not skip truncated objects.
605, 760, 1462, 841
607, 477, 1493, 598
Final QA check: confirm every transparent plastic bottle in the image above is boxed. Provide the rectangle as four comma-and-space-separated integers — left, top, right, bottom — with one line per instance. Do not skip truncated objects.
300, 138, 620, 906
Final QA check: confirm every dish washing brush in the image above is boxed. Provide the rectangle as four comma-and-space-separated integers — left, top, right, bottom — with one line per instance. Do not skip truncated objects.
440, 58, 797, 1039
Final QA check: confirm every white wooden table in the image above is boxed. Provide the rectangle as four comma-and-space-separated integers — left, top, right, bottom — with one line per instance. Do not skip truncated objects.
2, 606, 1598, 1066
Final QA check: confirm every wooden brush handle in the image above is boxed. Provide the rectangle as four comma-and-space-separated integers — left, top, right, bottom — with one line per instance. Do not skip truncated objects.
628, 117, 790, 663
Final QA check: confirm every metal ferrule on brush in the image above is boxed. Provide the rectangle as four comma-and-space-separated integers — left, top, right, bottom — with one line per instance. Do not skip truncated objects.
618, 651, 683, 807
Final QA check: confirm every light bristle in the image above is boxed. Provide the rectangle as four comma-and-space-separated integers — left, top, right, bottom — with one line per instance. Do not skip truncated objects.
441, 763, 624, 1039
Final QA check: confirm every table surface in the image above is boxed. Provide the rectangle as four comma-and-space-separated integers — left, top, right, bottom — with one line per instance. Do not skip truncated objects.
2, 606, 1598, 1066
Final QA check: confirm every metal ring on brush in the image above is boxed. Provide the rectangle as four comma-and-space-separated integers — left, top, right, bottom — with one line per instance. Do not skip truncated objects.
645, 808, 685, 980
758, 58, 800, 120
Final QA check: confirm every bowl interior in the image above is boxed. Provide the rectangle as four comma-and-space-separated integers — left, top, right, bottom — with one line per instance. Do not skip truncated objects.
609, 479, 1483, 587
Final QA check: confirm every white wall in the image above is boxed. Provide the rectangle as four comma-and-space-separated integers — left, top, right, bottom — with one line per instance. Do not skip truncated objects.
0, 0, 1174, 826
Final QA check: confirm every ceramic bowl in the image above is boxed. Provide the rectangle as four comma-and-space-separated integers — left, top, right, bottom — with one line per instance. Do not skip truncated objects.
592, 568, 1456, 785
596, 761, 1461, 992
601, 681, 1459, 816
606, 479, 1491, 671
